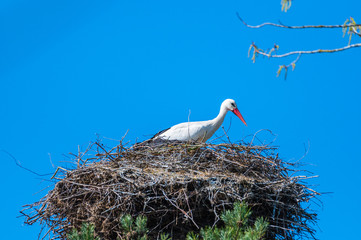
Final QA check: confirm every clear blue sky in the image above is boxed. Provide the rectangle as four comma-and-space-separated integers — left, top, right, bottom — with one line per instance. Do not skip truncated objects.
1, 0, 360, 239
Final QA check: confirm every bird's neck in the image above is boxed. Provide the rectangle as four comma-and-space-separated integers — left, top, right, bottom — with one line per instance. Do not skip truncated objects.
211, 106, 228, 129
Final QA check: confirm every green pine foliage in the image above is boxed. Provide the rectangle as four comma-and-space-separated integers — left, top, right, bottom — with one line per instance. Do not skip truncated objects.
186, 202, 268, 240
118, 214, 148, 240
67, 202, 268, 240
159, 233, 172, 240
67, 223, 100, 240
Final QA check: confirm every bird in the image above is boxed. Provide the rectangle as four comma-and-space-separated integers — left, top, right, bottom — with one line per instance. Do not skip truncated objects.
152, 99, 247, 143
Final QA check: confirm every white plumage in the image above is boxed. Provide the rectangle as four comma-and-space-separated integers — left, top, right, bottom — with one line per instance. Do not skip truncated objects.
153, 99, 247, 142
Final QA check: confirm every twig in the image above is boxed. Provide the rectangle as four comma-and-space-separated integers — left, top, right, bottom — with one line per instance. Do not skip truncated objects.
161, 190, 199, 229
253, 43, 361, 58
2, 149, 53, 177
237, 13, 361, 30
249, 42, 361, 79
240, 12, 361, 78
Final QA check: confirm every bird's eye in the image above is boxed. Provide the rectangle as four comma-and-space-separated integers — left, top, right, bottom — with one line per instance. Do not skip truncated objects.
231, 103, 236, 107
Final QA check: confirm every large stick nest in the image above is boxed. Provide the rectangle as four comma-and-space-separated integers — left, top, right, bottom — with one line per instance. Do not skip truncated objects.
21, 140, 319, 240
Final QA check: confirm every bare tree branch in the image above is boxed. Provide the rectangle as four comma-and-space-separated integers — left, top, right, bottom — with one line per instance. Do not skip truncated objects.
237, 13, 361, 32
248, 42, 361, 79
240, 11, 361, 78
251, 43, 361, 58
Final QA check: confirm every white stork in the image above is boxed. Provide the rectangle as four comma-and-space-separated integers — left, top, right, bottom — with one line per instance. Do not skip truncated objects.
152, 99, 247, 142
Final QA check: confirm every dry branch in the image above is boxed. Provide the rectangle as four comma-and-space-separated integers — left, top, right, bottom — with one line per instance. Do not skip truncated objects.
250, 43, 361, 58
237, 14, 361, 30
238, 12, 361, 78
21, 140, 320, 240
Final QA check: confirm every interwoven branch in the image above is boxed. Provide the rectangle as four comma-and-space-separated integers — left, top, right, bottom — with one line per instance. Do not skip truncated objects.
21, 140, 320, 240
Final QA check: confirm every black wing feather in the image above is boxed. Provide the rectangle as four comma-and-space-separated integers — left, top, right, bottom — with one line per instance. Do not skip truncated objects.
151, 127, 171, 139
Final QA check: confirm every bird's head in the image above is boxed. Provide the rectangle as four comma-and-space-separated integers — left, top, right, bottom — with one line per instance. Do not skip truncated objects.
223, 99, 247, 126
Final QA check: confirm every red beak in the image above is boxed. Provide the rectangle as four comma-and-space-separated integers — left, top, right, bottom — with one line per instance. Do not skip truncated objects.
232, 108, 247, 126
